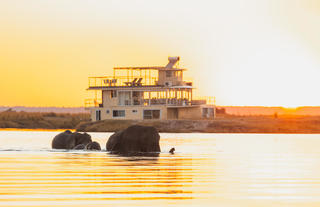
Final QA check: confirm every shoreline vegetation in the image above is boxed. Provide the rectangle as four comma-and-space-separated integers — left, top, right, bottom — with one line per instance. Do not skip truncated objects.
1, 110, 320, 133
0, 110, 90, 129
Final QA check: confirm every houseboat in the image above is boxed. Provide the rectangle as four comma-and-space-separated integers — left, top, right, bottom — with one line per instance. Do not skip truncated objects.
85, 56, 215, 121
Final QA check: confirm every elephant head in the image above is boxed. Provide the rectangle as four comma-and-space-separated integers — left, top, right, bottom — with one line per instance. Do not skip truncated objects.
73, 132, 92, 146
85, 141, 101, 150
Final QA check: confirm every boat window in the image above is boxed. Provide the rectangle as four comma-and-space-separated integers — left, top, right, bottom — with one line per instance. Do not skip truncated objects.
111, 90, 117, 98
113, 110, 125, 117
202, 108, 208, 118
118, 91, 131, 105
143, 110, 160, 119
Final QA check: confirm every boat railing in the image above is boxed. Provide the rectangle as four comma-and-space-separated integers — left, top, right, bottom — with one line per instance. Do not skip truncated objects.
84, 98, 102, 108
191, 96, 215, 105
88, 76, 158, 88
142, 98, 191, 106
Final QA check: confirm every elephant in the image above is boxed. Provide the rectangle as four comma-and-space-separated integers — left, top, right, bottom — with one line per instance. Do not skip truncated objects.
85, 141, 101, 150
106, 125, 160, 155
73, 144, 86, 150
73, 142, 101, 150
52, 130, 92, 149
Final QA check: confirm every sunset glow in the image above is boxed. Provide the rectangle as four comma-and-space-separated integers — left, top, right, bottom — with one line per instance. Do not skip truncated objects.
1, 0, 320, 107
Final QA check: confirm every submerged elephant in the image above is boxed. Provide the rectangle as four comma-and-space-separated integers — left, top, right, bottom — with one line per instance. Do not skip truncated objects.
73, 141, 101, 150
73, 144, 86, 150
106, 125, 160, 155
52, 130, 92, 149
85, 141, 101, 150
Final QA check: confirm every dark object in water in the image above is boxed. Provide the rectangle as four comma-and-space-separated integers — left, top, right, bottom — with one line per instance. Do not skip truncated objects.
86, 141, 101, 150
73, 144, 86, 150
52, 130, 92, 149
169, 147, 175, 154
106, 125, 160, 155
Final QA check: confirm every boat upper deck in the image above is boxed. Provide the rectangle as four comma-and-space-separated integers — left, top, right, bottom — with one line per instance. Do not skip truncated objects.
88, 56, 192, 90
87, 76, 193, 91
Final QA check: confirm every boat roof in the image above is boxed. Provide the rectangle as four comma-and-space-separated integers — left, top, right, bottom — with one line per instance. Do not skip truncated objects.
113, 66, 186, 71
87, 85, 194, 91
113, 56, 186, 71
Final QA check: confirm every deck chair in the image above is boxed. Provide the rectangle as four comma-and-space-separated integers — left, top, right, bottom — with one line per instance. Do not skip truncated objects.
111, 79, 117, 86
131, 78, 138, 86
135, 78, 143, 86
125, 78, 137, 86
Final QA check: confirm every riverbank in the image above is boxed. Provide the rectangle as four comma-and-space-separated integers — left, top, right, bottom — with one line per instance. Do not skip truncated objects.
1, 110, 320, 133
76, 114, 320, 133
0, 111, 90, 129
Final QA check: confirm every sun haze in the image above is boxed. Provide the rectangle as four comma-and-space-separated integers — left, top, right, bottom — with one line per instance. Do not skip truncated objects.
0, 0, 320, 107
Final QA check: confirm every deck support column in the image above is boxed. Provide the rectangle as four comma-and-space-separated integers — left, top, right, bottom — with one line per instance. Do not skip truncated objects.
175, 90, 177, 105
166, 89, 168, 105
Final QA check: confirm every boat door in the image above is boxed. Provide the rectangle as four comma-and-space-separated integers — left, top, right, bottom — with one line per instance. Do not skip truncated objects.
96, 110, 101, 121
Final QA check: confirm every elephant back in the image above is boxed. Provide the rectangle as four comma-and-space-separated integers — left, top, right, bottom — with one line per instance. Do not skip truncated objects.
106, 125, 160, 154
52, 130, 76, 149
73, 132, 92, 146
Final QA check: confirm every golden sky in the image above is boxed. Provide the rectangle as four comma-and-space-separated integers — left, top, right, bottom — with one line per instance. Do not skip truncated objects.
1, 0, 320, 107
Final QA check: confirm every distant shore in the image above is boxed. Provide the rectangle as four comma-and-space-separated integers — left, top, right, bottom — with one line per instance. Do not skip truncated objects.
0, 110, 90, 129
75, 114, 320, 133
1, 110, 320, 133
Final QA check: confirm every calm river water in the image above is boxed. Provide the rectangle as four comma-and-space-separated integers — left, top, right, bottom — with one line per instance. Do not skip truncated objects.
1, 130, 320, 207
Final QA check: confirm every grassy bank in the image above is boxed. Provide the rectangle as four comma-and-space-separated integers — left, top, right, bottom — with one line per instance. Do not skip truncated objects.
1, 110, 320, 133
209, 114, 320, 133
0, 111, 90, 129
76, 114, 320, 133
